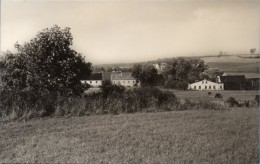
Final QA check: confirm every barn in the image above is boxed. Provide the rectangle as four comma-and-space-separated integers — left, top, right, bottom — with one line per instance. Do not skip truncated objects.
188, 79, 224, 90
220, 73, 247, 90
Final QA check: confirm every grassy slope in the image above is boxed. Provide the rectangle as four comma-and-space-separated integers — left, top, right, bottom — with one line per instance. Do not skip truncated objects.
202, 56, 260, 73
0, 109, 258, 163
173, 90, 258, 102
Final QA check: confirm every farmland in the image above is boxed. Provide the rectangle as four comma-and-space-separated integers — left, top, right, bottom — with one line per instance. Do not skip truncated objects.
173, 90, 258, 102
202, 56, 260, 73
0, 108, 258, 163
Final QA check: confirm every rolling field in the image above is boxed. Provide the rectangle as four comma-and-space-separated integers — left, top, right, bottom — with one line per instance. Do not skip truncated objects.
0, 109, 258, 163
201, 56, 260, 73
173, 90, 259, 102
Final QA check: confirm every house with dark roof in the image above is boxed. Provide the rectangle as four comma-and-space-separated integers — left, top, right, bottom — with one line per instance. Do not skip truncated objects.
152, 62, 167, 74
81, 72, 103, 87
111, 72, 137, 87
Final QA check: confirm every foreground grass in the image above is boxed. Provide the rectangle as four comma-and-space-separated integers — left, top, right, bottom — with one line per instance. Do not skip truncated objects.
0, 108, 258, 163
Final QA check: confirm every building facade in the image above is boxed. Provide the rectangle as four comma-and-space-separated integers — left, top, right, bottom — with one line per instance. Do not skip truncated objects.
220, 74, 246, 90
188, 79, 224, 90
111, 72, 137, 87
81, 72, 103, 87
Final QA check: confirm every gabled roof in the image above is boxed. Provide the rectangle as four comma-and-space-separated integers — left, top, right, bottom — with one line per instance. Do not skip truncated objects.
222, 72, 259, 79
189, 79, 222, 85
111, 72, 135, 80
82, 73, 102, 80
220, 75, 246, 82
103, 72, 112, 81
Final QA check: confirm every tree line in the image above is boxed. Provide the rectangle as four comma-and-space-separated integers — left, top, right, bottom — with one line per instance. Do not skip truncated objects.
131, 58, 222, 89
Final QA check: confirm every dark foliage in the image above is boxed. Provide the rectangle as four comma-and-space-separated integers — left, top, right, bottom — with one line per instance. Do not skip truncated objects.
215, 93, 223, 98
226, 97, 239, 107
255, 95, 259, 106
132, 64, 158, 86
100, 80, 125, 98
2, 25, 92, 96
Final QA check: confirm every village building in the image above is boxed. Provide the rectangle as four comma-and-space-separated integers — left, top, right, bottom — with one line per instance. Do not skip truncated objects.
188, 79, 224, 90
81, 72, 103, 87
111, 72, 137, 87
220, 72, 259, 90
220, 73, 247, 90
153, 62, 167, 74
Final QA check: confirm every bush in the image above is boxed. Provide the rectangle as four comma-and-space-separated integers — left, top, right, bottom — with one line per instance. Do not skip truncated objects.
0, 88, 57, 120
215, 93, 222, 98
83, 87, 178, 115
100, 80, 125, 98
176, 99, 227, 111
226, 97, 239, 107
255, 95, 259, 106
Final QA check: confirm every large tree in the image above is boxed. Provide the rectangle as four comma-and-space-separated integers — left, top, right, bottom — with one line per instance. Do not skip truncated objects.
132, 64, 158, 86
163, 58, 207, 89
250, 48, 256, 55
2, 25, 92, 95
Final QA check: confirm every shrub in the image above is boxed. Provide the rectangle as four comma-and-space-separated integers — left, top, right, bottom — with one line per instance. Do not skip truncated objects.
0, 88, 57, 120
226, 97, 239, 107
215, 93, 222, 98
255, 95, 259, 106
100, 80, 125, 98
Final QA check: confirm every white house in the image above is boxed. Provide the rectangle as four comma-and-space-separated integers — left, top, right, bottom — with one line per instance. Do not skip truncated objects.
81, 72, 103, 87
152, 62, 167, 73
111, 72, 137, 87
188, 79, 224, 90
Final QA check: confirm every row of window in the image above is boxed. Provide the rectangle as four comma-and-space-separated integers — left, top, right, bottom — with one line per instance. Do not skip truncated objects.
194, 85, 222, 89
89, 81, 99, 84
84, 80, 135, 84
113, 80, 135, 84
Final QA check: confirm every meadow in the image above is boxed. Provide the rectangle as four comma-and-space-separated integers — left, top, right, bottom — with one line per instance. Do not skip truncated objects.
202, 55, 260, 73
0, 108, 258, 163
173, 90, 258, 101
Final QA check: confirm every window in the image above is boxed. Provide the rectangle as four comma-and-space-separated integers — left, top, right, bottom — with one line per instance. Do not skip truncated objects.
194, 86, 196, 89
220, 86, 222, 89
96, 81, 98, 83
209, 86, 211, 89
205, 86, 207, 89
199, 86, 201, 89
202, 81, 204, 84
90, 81, 92, 84
128, 81, 130, 83
213, 86, 216, 89
206, 81, 207, 84
133, 81, 135, 83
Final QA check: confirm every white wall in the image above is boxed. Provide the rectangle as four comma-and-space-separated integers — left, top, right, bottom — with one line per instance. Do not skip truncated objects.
112, 80, 136, 87
188, 79, 224, 90
81, 80, 102, 87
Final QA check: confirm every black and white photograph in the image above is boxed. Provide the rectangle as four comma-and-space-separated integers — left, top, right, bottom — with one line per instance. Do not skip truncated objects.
0, 0, 259, 163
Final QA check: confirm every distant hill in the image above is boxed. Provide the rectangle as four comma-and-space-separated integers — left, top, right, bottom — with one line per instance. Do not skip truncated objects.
202, 56, 260, 73
95, 54, 260, 73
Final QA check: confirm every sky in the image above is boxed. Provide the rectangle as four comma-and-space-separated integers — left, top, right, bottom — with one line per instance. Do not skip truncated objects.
1, 0, 260, 64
